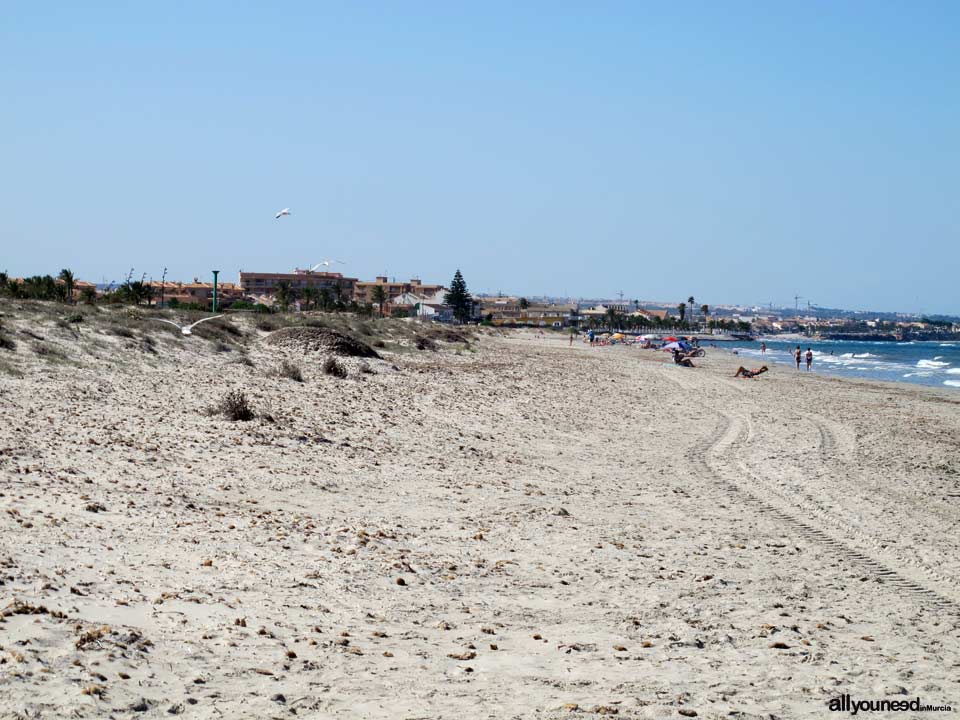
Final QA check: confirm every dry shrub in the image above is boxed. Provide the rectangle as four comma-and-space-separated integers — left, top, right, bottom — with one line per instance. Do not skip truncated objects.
32, 342, 66, 360
0, 333, 15, 351
110, 325, 134, 338
209, 389, 255, 421
415, 336, 438, 351
278, 360, 303, 382
322, 356, 347, 379
359, 362, 374, 374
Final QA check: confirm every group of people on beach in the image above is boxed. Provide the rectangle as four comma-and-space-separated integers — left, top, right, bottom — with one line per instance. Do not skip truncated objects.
758, 341, 814, 370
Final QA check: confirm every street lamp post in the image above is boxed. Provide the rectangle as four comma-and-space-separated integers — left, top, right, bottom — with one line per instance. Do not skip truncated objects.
212, 270, 220, 312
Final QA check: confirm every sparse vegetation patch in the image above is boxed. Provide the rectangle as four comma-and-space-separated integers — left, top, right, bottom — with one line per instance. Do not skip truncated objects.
322, 356, 347, 379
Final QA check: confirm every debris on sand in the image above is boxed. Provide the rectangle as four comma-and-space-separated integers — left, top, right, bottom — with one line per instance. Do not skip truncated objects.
265, 327, 380, 358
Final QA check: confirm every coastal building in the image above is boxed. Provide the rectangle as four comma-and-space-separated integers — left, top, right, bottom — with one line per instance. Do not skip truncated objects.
149, 279, 246, 308
354, 277, 445, 305
480, 298, 578, 327
238, 269, 358, 301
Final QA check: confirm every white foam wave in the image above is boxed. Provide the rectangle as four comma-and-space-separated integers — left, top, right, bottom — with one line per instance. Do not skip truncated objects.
940, 343, 956, 347
917, 359, 950, 369
839, 352, 878, 358
947, 368, 960, 375
944, 380, 960, 388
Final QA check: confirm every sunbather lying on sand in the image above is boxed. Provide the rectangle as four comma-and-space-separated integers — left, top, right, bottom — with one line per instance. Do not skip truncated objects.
734, 365, 768, 378
672, 349, 695, 367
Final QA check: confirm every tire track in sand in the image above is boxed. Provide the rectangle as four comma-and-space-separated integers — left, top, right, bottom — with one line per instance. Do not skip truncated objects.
661, 366, 960, 613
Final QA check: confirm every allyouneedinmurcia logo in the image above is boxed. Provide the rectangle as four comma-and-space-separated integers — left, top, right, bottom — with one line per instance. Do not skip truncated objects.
828, 694, 953, 714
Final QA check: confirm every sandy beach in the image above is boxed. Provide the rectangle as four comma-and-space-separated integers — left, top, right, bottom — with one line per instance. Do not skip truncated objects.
0, 304, 958, 718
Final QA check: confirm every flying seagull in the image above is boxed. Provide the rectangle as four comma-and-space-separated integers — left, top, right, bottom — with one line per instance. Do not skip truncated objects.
275, 208, 291, 219
311, 259, 345, 271
152, 315, 225, 336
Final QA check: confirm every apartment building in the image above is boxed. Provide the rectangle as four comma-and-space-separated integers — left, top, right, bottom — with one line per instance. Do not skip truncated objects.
238, 269, 358, 300
354, 277, 445, 305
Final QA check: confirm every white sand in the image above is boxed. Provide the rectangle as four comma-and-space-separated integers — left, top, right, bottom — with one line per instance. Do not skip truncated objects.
0, 308, 958, 718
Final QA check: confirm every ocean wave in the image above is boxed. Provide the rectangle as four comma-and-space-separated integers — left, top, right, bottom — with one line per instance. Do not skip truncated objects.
839, 352, 878, 358
940, 343, 956, 347
947, 368, 960, 375
944, 380, 960, 388
917, 359, 950, 369
904, 371, 935, 378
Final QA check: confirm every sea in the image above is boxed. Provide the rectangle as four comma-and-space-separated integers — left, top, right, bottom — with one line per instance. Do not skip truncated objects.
726, 338, 960, 391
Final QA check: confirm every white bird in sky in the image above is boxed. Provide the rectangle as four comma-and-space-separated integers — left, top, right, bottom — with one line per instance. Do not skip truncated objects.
311, 259, 345, 271
275, 208, 291, 219
152, 315, 225, 336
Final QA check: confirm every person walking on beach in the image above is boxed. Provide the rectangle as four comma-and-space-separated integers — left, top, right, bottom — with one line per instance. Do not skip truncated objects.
761, 341, 766, 355
794, 345, 802, 369
805, 347, 813, 371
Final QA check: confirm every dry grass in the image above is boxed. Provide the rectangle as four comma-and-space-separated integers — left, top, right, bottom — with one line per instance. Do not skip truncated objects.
322, 356, 347, 379
208, 390, 255, 421
277, 360, 304, 382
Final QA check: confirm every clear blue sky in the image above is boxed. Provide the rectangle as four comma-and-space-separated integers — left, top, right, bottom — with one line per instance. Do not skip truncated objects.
2, 2, 957, 313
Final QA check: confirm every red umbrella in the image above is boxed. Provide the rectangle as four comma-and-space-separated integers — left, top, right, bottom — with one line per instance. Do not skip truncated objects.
663, 336, 678, 342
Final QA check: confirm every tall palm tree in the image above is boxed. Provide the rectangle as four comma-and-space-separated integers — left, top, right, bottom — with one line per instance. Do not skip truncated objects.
301, 287, 318, 311
58, 269, 75, 304
687, 296, 696, 323
677, 303, 686, 325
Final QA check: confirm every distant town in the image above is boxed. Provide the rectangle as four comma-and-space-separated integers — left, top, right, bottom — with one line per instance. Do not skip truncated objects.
1, 267, 958, 341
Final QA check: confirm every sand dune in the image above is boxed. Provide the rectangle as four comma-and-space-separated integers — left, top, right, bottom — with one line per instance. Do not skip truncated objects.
0, 307, 958, 717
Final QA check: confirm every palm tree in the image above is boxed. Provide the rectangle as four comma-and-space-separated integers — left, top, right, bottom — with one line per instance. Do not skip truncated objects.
80, 286, 97, 304
58, 269, 75, 304
687, 296, 695, 323
371, 285, 387, 317
677, 303, 686, 325
700, 304, 709, 328
301, 287, 318, 311
319, 288, 333, 312
605, 306, 619, 331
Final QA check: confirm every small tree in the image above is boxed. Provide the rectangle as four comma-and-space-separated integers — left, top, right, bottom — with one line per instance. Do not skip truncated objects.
319, 288, 333, 312
519, 297, 529, 309
275, 281, 292, 311
677, 303, 686, 324
444, 269, 473, 324
371, 285, 387, 317
80, 286, 97, 305
301, 287, 318, 311
700, 304, 709, 328
58, 269, 75, 304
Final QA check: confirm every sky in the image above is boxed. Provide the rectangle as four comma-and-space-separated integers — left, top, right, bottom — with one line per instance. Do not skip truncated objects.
1, 2, 958, 314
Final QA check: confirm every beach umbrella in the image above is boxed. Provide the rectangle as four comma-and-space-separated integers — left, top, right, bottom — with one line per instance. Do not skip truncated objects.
663, 336, 678, 342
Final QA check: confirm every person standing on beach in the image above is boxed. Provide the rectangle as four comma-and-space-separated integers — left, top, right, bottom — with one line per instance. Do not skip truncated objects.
794, 345, 802, 369
761, 341, 767, 355
805, 347, 813, 371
